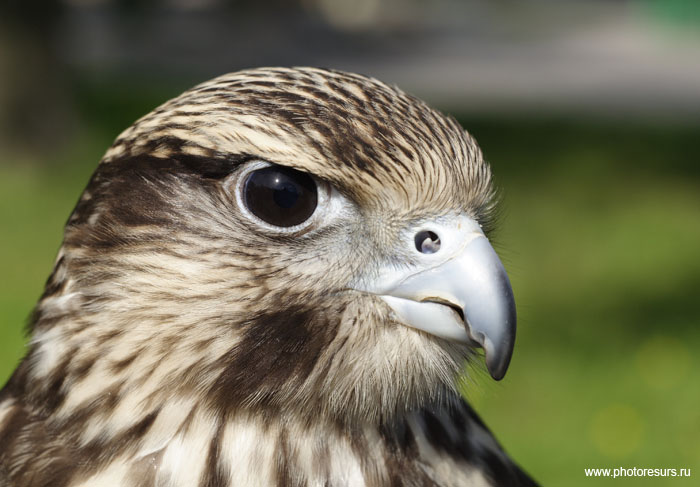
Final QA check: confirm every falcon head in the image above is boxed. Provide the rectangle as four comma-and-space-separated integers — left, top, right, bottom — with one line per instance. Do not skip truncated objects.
26, 67, 515, 429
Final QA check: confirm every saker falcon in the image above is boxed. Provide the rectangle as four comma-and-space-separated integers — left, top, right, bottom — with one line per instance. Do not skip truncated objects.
0, 67, 537, 487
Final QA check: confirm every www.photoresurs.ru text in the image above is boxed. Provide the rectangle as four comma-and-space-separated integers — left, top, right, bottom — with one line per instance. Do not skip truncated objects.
585, 467, 691, 479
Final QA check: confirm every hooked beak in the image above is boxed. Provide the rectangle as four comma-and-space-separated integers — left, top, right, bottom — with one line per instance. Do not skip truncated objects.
358, 218, 516, 380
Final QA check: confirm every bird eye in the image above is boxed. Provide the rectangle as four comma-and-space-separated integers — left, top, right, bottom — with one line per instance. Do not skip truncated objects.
242, 165, 318, 228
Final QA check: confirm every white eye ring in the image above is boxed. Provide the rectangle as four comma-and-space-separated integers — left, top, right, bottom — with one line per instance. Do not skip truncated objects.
224, 160, 331, 235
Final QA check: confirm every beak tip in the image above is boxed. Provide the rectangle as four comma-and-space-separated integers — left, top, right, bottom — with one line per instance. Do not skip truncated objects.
485, 353, 511, 381
476, 320, 516, 381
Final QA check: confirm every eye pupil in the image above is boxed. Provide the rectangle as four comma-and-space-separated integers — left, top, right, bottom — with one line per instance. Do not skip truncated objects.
243, 166, 318, 227
273, 181, 300, 208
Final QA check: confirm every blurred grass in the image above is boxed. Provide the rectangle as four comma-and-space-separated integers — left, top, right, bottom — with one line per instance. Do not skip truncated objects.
1, 84, 699, 485
464, 117, 700, 486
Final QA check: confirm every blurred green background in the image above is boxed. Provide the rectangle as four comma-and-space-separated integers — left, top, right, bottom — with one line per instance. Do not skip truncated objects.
1, 1, 699, 485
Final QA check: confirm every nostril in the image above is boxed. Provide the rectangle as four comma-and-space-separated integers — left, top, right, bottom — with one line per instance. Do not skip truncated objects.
414, 230, 441, 254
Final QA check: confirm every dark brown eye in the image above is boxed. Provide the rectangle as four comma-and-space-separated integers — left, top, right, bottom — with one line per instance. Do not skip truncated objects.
243, 166, 318, 227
